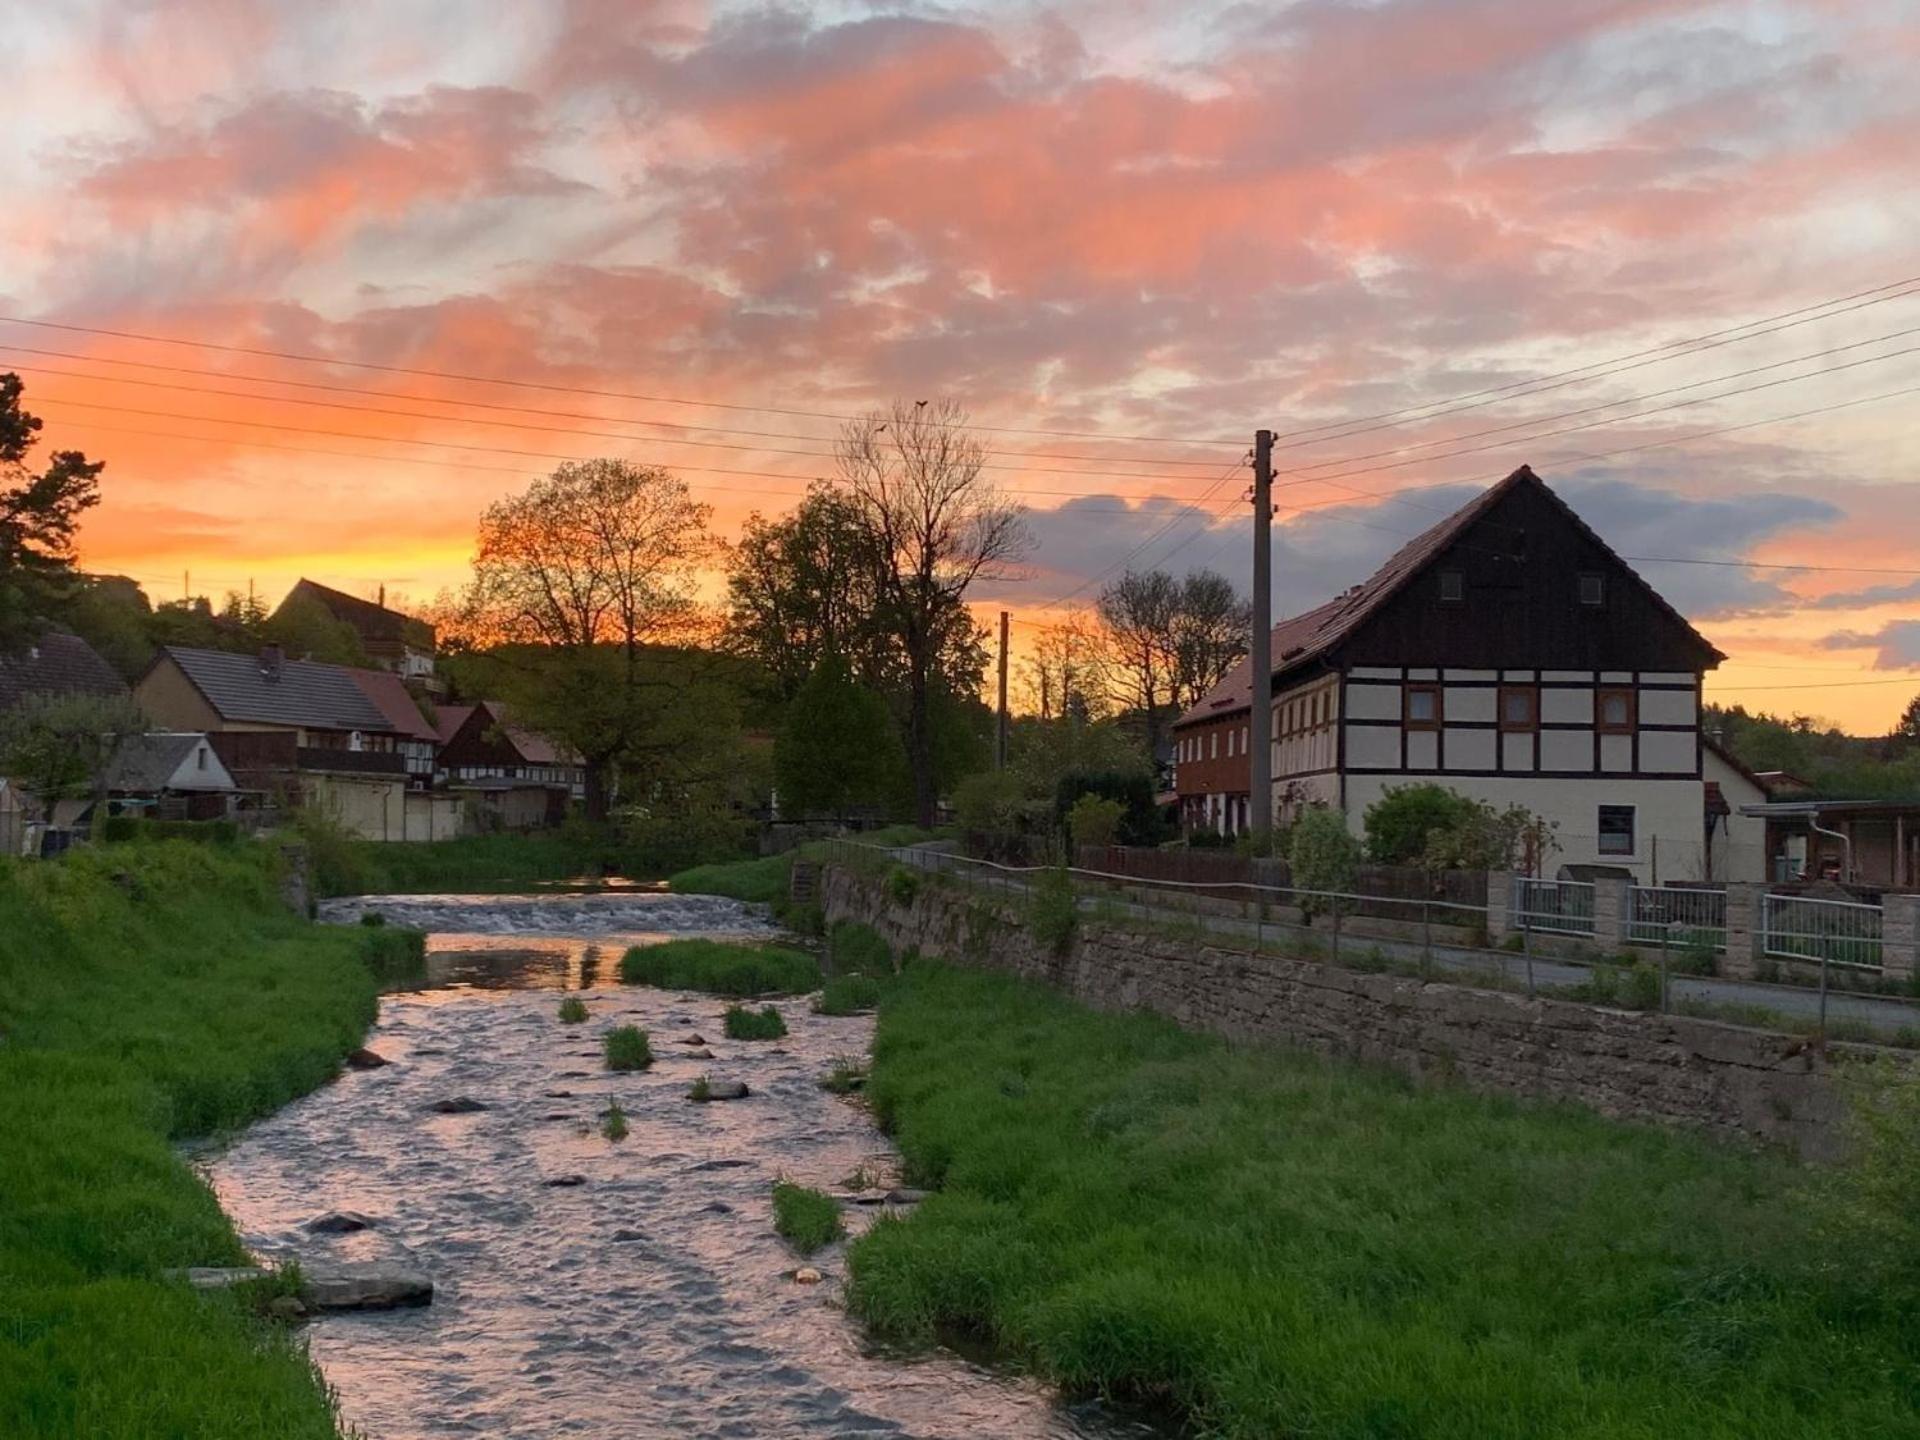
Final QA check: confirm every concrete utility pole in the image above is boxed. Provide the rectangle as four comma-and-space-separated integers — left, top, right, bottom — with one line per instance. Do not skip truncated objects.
1249, 430, 1274, 837
996, 609, 1010, 769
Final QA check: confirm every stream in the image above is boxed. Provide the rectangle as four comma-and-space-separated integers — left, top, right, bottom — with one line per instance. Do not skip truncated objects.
211, 891, 1156, 1440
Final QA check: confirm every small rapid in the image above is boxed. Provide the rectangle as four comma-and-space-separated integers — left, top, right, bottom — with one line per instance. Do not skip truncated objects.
211, 894, 1153, 1439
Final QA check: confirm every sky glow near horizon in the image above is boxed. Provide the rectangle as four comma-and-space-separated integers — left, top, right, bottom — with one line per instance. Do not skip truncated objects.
5, 0, 1919, 726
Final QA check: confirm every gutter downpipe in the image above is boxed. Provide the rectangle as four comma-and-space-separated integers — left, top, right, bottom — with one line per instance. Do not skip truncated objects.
1808, 810, 1852, 884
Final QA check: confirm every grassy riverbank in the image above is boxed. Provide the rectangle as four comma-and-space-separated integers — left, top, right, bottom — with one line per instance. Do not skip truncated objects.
667, 825, 945, 905
0, 841, 409, 1438
849, 961, 1920, 1439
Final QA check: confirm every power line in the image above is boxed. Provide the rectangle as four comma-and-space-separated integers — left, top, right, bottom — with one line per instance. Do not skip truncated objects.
0, 312, 1246, 448
1264, 273, 1920, 450
1268, 324, 1920, 478
24, 396, 1247, 502
0, 342, 1234, 471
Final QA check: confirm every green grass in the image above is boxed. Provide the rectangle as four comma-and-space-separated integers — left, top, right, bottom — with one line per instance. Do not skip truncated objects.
667, 826, 946, 904
689, 1074, 712, 1101
821, 1054, 868, 1094
557, 996, 589, 1024
0, 840, 395, 1438
723, 1005, 789, 1040
311, 829, 620, 897
829, 919, 893, 976
618, 938, 820, 996
601, 1099, 629, 1141
846, 960, 1920, 1439
772, 1181, 844, 1255
814, 973, 885, 1015
602, 1025, 654, 1071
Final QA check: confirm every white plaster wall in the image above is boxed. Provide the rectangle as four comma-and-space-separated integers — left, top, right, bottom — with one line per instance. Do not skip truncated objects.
1539, 730, 1592, 771
1445, 729, 1497, 770
1346, 725, 1400, 769
1342, 773, 1711, 884
1640, 689, 1697, 726
1344, 682, 1401, 720
1639, 730, 1696, 773
1445, 686, 1496, 722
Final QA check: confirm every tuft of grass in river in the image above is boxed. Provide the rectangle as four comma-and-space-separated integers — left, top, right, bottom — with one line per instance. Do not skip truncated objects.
0, 840, 386, 1438
820, 1055, 868, 1095
603, 1025, 654, 1071
845, 959, 1920, 1439
601, 1100, 629, 1141
557, 996, 589, 1024
688, 1074, 711, 1102
619, 937, 819, 997
723, 1005, 788, 1041
772, 1181, 844, 1255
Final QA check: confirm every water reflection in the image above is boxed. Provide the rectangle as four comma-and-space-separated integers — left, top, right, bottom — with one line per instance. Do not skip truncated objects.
411, 934, 658, 994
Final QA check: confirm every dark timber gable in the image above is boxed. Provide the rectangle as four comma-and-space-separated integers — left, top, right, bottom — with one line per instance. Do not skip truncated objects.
1331, 468, 1724, 675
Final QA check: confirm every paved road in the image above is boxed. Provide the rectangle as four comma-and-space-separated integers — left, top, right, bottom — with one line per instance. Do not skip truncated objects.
885, 847, 1920, 1039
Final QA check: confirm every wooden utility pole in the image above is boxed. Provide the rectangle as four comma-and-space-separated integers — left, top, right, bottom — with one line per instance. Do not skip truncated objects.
1249, 430, 1274, 837
995, 609, 1010, 768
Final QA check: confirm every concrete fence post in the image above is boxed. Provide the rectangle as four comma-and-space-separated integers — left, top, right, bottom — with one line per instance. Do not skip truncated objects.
1593, 877, 1629, 953
1487, 871, 1514, 943
1721, 882, 1764, 980
1882, 894, 1919, 986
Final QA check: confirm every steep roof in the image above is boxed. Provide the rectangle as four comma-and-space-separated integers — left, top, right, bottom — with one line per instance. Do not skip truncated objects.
154, 646, 396, 733
0, 632, 128, 710
1176, 465, 1724, 725
433, 703, 476, 745
104, 732, 235, 792
345, 667, 439, 742
279, 578, 434, 648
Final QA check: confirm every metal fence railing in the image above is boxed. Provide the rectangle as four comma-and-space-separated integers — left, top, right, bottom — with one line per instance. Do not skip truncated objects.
1762, 892, 1883, 971
1627, 885, 1727, 952
1512, 878, 1596, 937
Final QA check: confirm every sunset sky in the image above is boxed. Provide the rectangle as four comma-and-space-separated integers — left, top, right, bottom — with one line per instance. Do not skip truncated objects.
7, 0, 1919, 728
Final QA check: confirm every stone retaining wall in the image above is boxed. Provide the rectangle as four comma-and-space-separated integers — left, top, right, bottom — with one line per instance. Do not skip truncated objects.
825, 867, 1909, 1159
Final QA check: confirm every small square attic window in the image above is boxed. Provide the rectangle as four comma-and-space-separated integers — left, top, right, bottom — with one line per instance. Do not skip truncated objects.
1438, 570, 1464, 603
1579, 573, 1606, 606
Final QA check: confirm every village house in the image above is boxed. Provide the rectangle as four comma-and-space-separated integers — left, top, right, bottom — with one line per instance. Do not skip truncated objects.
133, 644, 460, 840
1172, 466, 1761, 884
101, 732, 238, 820
273, 578, 440, 690
0, 630, 131, 852
435, 700, 585, 831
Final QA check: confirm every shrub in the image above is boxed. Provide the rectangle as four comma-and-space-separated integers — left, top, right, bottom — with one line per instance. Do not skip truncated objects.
558, 996, 589, 1024
357, 910, 387, 928
619, 938, 820, 995
829, 919, 893, 976
1051, 767, 1167, 846
773, 898, 825, 936
601, 1099, 629, 1141
290, 804, 374, 897
603, 1025, 653, 1071
358, 924, 426, 984
1027, 865, 1078, 954
772, 1180, 844, 1255
1287, 808, 1360, 919
1362, 784, 1480, 863
885, 864, 921, 907
724, 1005, 789, 1040
953, 768, 1027, 839
1065, 792, 1126, 850
815, 973, 885, 1015
1622, 963, 1663, 1011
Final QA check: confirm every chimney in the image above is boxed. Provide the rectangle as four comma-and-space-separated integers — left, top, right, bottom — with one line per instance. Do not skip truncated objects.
259, 644, 284, 681
378, 583, 386, 608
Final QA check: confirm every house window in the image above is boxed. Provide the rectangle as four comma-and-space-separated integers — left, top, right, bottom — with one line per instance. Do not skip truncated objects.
1579, 573, 1606, 607
196, 747, 207, 771
1439, 570, 1465, 604
1404, 684, 1441, 730
1210, 732, 1218, 759
1241, 726, 1248, 754
1596, 688, 1636, 735
1598, 805, 1636, 855
1498, 685, 1538, 732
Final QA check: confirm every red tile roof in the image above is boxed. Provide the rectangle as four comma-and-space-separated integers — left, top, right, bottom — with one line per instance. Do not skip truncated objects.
344, 668, 438, 741
432, 703, 476, 746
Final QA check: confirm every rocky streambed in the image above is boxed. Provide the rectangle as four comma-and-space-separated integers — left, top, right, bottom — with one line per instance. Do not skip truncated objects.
211, 897, 1151, 1439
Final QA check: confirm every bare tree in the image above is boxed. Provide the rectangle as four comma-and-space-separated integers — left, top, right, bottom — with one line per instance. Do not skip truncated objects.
462, 458, 712, 818
1019, 613, 1109, 720
1170, 568, 1251, 711
1096, 569, 1180, 762
838, 399, 1031, 825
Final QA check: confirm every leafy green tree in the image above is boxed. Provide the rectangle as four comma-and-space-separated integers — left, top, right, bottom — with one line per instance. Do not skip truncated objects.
262, 593, 368, 665
773, 657, 902, 817
453, 459, 711, 819
952, 768, 1026, 840
1170, 568, 1251, 711
0, 374, 104, 650
1051, 767, 1166, 846
67, 575, 156, 679
0, 691, 148, 808
1894, 694, 1920, 746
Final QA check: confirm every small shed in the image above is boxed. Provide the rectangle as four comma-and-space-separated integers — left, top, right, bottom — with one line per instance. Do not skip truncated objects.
103, 732, 238, 819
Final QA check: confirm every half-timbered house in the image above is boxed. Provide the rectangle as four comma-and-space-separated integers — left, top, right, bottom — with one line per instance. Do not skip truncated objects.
1171, 465, 1751, 881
